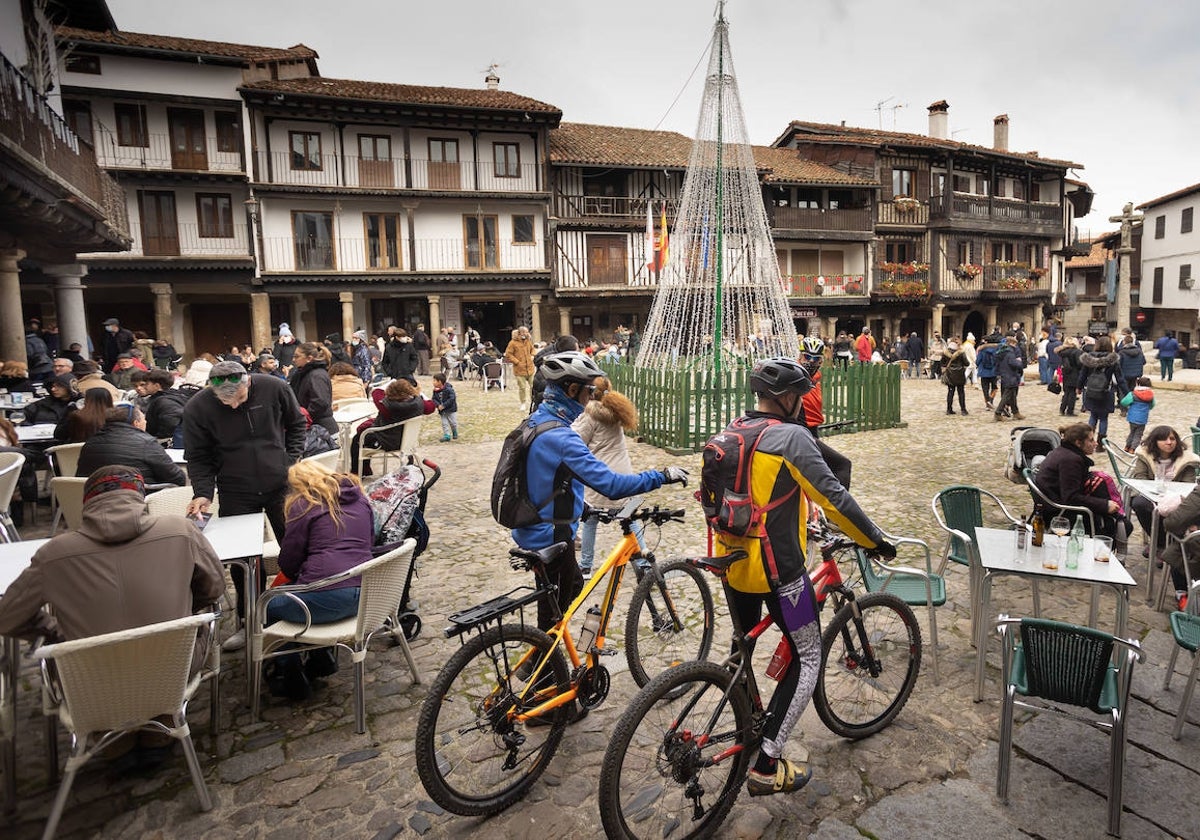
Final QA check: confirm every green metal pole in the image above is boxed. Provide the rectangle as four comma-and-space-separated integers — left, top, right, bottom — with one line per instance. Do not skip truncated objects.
713, 14, 725, 374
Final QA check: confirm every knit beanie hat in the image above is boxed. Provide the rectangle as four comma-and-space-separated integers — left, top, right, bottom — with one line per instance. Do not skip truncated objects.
278, 322, 293, 339
182, 359, 213, 387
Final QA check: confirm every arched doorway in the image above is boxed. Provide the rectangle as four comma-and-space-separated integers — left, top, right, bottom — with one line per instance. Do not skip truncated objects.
963, 310, 986, 342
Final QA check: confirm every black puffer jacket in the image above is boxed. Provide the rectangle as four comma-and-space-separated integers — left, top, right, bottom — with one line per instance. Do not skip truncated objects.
1078, 351, 1124, 414
289, 360, 336, 434
22, 395, 73, 427
145, 388, 189, 439
76, 421, 186, 486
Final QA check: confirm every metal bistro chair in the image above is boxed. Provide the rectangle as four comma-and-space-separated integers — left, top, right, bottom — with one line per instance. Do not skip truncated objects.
1155, 529, 1200, 612
1022, 467, 1097, 536
931, 485, 1039, 647
996, 616, 1143, 837
1163, 581, 1200, 740
1101, 439, 1138, 519
35, 613, 218, 840
0, 451, 25, 542
250, 539, 421, 733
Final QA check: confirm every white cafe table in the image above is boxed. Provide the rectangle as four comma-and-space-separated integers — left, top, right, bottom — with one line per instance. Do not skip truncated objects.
333, 402, 376, 471
973, 526, 1137, 701
165, 448, 187, 465
14, 424, 56, 444
1123, 478, 1195, 605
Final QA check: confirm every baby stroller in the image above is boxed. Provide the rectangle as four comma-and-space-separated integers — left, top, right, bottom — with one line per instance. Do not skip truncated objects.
1003, 426, 1061, 483
364, 457, 440, 640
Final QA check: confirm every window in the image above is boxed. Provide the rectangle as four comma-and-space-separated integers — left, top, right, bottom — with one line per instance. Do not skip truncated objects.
977, 176, 990, 197
1012, 179, 1027, 201
1152, 266, 1164, 304
195, 194, 233, 238
1183, 207, 1194, 234
114, 103, 148, 148
1155, 215, 1166, 239
512, 215, 535, 244
464, 214, 499, 268
292, 211, 334, 269
215, 112, 241, 153
1181, 264, 1194, 289
64, 54, 101, 74
932, 172, 945, 197
796, 187, 821, 209
991, 242, 1015, 262
357, 135, 393, 187
493, 142, 520, 178
883, 240, 915, 263
956, 241, 973, 265
994, 179, 1006, 199
63, 100, 92, 144
1030, 182, 1041, 202
952, 174, 971, 193
364, 214, 401, 269
891, 169, 914, 198
138, 191, 178, 256
428, 138, 460, 189
289, 131, 322, 171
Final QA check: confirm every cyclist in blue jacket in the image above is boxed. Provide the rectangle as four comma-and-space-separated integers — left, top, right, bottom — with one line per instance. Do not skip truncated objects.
513, 351, 687, 631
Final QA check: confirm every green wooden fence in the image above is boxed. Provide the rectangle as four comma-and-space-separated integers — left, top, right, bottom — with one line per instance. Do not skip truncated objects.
597, 361, 902, 453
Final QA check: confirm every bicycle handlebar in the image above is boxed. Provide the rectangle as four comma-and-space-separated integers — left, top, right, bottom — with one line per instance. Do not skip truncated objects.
582, 505, 685, 526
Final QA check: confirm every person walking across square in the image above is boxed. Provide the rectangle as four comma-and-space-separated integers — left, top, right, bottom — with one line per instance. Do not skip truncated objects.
1119, 377, 1155, 452
504, 325, 536, 406
432, 373, 458, 441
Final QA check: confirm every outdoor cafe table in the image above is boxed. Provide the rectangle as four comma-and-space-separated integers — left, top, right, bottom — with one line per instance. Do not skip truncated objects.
0, 512, 264, 811
333, 401, 376, 471
1124, 478, 1195, 605
14, 424, 55, 444
973, 526, 1137, 701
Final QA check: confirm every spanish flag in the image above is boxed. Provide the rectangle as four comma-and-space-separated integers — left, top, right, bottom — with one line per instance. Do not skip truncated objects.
653, 203, 669, 271
645, 201, 656, 270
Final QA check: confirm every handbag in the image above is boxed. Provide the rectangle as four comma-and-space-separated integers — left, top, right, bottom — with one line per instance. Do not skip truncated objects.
1047, 381, 1062, 394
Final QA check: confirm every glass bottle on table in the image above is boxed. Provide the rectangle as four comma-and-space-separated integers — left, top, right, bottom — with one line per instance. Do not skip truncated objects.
1031, 510, 1045, 547
1046, 515, 1069, 570
1066, 518, 1085, 570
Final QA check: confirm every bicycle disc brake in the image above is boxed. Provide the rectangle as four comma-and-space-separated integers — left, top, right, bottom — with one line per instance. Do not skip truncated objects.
576, 665, 611, 709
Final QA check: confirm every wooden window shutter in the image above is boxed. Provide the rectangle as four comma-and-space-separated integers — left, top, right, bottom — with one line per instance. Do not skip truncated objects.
915, 166, 930, 201
880, 165, 893, 200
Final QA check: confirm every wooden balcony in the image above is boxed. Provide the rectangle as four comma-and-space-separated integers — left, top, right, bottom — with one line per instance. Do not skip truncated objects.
929, 193, 1062, 232
260, 235, 548, 274
94, 127, 245, 174
876, 198, 929, 226
255, 152, 543, 192
980, 264, 1050, 297
769, 206, 872, 233
553, 194, 678, 222
0, 51, 129, 250
784, 273, 868, 298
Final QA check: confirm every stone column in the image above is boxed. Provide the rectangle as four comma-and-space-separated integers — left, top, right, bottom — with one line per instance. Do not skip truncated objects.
0, 248, 27, 363
44, 263, 89, 354
933, 303, 946, 336
250, 293, 272, 353
339, 291, 355, 341
529, 295, 543, 344
986, 305, 999, 335
824, 316, 839, 339
148, 282, 174, 347
427, 295, 441, 336
559, 306, 572, 339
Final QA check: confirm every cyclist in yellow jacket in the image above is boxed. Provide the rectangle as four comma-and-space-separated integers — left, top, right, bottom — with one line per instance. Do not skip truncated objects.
713, 357, 895, 796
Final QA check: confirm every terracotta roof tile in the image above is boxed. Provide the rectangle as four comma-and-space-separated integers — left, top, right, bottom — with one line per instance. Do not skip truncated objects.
550, 123, 875, 185
781, 120, 1082, 170
57, 25, 317, 63
239, 77, 560, 115
1136, 182, 1200, 210
1065, 236, 1116, 269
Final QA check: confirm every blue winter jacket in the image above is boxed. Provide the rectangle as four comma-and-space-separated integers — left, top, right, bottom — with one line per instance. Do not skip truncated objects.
995, 344, 1025, 388
512, 384, 666, 550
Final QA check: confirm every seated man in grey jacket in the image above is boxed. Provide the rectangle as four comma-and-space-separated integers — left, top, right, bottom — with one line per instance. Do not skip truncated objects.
1160, 487, 1200, 609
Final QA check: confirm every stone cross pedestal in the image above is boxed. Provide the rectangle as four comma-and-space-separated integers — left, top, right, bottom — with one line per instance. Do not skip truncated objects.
1108, 202, 1143, 332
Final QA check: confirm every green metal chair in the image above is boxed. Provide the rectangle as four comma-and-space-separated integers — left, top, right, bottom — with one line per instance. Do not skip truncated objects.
996, 616, 1143, 838
853, 535, 944, 683
1190, 426, 1200, 459
1163, 581, 1200, 740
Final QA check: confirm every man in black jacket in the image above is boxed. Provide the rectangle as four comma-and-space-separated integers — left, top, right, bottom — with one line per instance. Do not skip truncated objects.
382, 329, 419, 380
141, 369, 189, 446
101, 317, 135, 371
183, 360, 306, 649
77, 406, 186, 487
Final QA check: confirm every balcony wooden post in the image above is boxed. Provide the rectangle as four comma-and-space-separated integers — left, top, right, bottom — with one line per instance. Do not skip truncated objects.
43, 264, 90, 356
0, 248, 27, 363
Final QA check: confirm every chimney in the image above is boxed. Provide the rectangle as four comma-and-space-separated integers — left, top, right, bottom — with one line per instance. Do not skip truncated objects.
485, 67, 500, 90
993, 114, 1009, 151
928, 100, 949, 140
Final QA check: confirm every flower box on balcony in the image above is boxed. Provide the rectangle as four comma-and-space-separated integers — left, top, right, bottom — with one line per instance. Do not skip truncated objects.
893, 197, 920, 214
844, 280, 863, 294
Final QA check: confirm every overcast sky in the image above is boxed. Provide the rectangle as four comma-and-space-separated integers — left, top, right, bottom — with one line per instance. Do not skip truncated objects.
107, 0, 1198, 236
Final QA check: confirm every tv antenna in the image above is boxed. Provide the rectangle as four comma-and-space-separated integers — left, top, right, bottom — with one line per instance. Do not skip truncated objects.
875, 97, 907, 129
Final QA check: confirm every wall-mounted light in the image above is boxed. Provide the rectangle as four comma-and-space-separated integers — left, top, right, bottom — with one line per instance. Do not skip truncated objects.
244, 195, 260, 221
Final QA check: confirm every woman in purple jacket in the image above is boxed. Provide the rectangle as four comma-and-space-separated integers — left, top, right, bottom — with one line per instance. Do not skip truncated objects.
265, 459, 374, 701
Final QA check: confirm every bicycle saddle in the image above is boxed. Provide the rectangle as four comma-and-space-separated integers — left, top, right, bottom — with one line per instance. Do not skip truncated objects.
509, 541, 572, 571
690, 549, 749, 574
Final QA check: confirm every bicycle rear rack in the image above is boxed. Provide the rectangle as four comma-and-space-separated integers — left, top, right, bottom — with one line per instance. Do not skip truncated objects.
443, 584, 555, 640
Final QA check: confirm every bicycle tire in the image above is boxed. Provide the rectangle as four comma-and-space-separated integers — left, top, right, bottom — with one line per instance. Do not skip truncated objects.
415, 623, 570, 815
814, 591, 922, 739
624, 559, 715, 690
599, 660, 752, 840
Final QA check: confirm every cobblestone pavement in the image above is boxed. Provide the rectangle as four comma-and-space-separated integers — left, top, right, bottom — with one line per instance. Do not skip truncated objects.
3, 368, 1198, 839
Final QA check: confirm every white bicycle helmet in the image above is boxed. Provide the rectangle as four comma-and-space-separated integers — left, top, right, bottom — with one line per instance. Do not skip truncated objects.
801, 335, 825, 357
541, 351, 603, 385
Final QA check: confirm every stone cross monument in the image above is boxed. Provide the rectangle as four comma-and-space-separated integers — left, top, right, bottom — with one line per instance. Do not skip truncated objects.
1108, 202, 1143, 332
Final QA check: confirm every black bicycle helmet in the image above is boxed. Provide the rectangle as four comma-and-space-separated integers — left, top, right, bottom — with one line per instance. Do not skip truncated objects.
750, 357, 813, 397
541, 351, 603, 385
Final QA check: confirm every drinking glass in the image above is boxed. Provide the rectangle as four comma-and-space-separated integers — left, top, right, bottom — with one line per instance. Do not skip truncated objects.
8, 410, 25, 426
1093, 535, 1113, 563
1155, 461, 1167, 492
1047, 515, 1069, 570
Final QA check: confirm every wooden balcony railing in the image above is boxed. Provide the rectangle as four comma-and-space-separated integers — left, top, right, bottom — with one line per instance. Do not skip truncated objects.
981, 264, 1049, 294
94, 127, 245, 173
929, 193, 1062, 226
769, 206, 872, 232
260, 236, 548, 274
254, 152, 542, 192
0, 50, 129, 241
876, 199, 929, 226
783, 274, 868, 298
553, 194, 679, 221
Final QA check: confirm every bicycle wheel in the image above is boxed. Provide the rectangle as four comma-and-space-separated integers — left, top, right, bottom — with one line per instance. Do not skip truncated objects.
814, 591, 922, 739
599, 660, 752, 840
625, 559, 715, 689
415, 623, 570, 815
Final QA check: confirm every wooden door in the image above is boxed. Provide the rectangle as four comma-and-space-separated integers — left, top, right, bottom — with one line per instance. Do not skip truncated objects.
168, 108, 207, 170
587, 234, 627, 287
138, 190, 179, 256
190, 303, 251, 357
357, 135, 393, 187
429, 138, 460, 190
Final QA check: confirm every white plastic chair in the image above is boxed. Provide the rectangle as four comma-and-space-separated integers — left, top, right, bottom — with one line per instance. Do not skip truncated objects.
35, 613, 218, 839
357, 415, 421, 476
0, 451, 25, 542
249, 539, 421, 732
48, 477, 86, 531
44, 442, 84, 479
481, 360, 505, 391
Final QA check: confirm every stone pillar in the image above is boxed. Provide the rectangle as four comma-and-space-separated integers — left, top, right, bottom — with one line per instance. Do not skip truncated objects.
559, 306, 572, 338
529, 295, 543, 343
933, 303, 946, 336
427, 295, 441, 336
986, 305, 999, 335
44, 263, 89, 354
250, 292, 272, 353
148, 282, 174, 347
824, 316, 838, 339
0, 248, 27, 363
339, 291, 355, 342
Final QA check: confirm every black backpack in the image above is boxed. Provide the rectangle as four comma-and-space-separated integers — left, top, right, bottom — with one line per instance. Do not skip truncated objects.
699, 416, 789, 537
1083, 367, 1109, 401
491, 419, 563, 529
